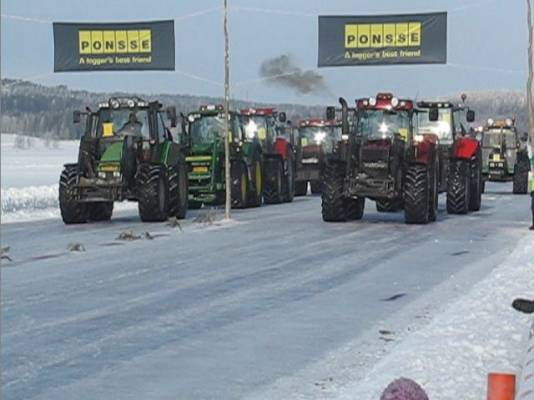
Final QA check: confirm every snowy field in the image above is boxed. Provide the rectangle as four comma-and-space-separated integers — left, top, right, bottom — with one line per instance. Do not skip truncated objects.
1, 134, 136, 223
1, 133, 533, 400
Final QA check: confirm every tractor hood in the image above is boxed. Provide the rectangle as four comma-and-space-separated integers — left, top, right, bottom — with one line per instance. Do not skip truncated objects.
98, 141, 123, 172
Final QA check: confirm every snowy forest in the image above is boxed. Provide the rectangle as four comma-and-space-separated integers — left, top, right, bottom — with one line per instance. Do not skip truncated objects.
0, 78, 529, 139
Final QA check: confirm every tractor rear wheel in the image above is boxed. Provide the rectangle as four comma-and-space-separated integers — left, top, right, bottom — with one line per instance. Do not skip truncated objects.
346, 197, 365, 220
264, 158, 283, 204
168, 163, 188, 219
469, 152, 482, 211
248, 159, 263, 207
231, 161, 249, 209
447, 160, 470, 214
295, 181, 307, 196
310, 180, 322, 195
59, 165, 88, 224
88, 202, 113, 221
322, 161, 348, 222
404, 164, 430, 224
376, 198, 403, 212
137, 164, 169, 222
513, 154, 529, 194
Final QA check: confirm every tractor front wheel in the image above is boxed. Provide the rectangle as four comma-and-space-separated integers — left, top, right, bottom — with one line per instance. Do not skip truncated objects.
59, 165, 88, 224
322, 161, 348, 222
231, 161, 249, 209
447, 160, 470, 214
137, 164, 169, 222
295, 181, 308, 196
168, 163, 188, 219
404, 164, 430, 224
263, 158, 284, 204
346, 197, 365, 220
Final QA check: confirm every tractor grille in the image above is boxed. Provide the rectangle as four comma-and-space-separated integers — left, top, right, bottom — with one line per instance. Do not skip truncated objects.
360, 146, 390, 178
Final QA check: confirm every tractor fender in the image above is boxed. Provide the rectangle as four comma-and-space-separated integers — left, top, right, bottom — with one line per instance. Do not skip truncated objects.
274, 137, 290, 160
452, 137, 480, 160
413, 135, 437, 165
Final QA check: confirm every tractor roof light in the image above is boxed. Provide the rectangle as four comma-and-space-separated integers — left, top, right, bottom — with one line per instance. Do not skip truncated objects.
414, 134, 425, 143
98, 102, 109, 108
391, 97, 399, 107
127, 99, 135, 108
505, 118, 513, 127
487, 118, 495, 126
369, 97, 377, 106
110, 99, 120, 109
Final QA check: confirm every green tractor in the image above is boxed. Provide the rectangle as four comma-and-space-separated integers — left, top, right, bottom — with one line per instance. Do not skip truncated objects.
239, 108, 295, 204
481, 118, 530, 194
185, 105, 263, 209
59, 97, 188, 224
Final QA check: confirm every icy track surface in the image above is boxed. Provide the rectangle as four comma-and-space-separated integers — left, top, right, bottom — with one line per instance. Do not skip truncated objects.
1, 181, 533, 400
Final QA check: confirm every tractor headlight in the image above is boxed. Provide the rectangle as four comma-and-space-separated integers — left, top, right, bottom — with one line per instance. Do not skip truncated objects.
98, 172, 106, 179
414, 134, 425, 143
127, 99, 135, 108
110, 99, 120, 109
113, 171, 121, 178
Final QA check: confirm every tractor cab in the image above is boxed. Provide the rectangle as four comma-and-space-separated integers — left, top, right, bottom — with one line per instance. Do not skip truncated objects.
239, 108, 296, 204
297, 119, 341, 154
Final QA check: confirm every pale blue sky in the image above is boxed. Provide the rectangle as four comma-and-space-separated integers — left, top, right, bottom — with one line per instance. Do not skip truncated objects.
1, 0, 530, 105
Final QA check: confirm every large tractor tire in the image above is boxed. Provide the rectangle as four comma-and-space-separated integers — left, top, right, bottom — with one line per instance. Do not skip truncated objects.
376, 198, 403, 213
447, 160, 470, 214
282, 154, 295, 203
404, 164, 430, 224
322, 161, 348, 222
168, 162, 188, 219
295, 181, 308, 196
59, 165, 89, 224
469, 152, 483, 211
428, 161, 439, 222
248, 158, 263, 207
137, 164, 169, 222
513, 154, 530, 194
231, 161, 249, 209
310, 180, 322, 195
263, 158, 284, 204
88, 202, 113, 221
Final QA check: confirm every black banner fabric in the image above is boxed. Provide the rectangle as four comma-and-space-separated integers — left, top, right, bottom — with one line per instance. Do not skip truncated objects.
318, 12, 447, 67
53, 20, 175, 72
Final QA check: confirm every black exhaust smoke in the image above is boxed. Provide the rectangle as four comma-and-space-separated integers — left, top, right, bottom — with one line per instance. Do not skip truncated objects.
259, 54, 331, 96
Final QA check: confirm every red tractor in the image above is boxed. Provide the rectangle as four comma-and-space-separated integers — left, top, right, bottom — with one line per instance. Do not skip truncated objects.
239, 108, 295, 204
295, 119, 341, 196
322, 93, 439, 224
416, 100, 482, 214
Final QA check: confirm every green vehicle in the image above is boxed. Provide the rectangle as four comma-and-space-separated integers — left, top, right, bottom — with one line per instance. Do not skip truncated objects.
59, 97, 188, 224
185, 105, 263, 209
481, 118, 530, 194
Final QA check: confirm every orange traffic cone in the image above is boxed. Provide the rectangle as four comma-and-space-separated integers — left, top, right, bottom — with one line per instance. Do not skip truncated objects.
487, 372, 516, 400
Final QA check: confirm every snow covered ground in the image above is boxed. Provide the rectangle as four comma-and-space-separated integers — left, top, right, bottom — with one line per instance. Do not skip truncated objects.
1, 133, 533, 399
1, 181, 533, 400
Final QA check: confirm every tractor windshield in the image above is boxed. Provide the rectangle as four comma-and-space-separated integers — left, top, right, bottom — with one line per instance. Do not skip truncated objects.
96, 109, 150, 139
190, 115, 226, 145
483, 129, 516, 149
357, 110, 410, 141
417, 109, 453, 143
241, 116, 270, 143
298, 126, 339, 153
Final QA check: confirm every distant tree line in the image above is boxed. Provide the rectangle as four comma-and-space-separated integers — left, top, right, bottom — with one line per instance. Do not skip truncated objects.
0, 79, 529, 139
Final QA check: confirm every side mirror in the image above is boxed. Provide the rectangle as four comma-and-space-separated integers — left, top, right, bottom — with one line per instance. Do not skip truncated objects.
73, 110, 81, 124
428, 107, 439, 122
466, 110, 475, 123
166, 106, 177, 128
326, 106, 336, 121
278, 112, 287, 123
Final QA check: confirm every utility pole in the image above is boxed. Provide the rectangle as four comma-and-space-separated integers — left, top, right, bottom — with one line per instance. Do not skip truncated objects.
527, 0, 534, 145
223, 0, 231, 219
